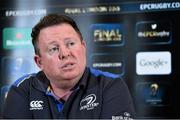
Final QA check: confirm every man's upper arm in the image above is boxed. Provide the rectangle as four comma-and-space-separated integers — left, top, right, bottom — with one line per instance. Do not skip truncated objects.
3, 86, 31, 118
101, 78, 135, 119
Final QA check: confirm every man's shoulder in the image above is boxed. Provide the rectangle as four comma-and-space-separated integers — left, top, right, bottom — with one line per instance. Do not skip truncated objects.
89, 67, 121, 80
87, 67, 127, 94
12, 73, 37, 88
88, 67, 124, 87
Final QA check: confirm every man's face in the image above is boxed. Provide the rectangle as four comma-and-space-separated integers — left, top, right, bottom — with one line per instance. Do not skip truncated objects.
35, 23, 86, 84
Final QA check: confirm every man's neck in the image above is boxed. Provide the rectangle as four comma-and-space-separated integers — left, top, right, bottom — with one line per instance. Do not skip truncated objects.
49, 77, 80, 100
50, 85, 73, 101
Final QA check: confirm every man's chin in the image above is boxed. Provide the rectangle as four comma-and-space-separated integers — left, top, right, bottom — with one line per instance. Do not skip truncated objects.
62, 74, 79, 81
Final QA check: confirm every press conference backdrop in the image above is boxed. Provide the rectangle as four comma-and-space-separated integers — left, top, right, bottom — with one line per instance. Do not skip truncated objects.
0, 0, 180, 118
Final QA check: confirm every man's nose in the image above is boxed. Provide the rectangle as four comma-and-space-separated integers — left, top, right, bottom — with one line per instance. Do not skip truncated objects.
58, 46, 70, 60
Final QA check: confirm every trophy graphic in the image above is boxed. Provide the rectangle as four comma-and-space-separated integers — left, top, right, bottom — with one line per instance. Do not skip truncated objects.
150, 83, 159, 97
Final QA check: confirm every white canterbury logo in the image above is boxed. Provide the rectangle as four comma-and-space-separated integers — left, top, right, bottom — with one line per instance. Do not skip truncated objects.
30, 100, 43, 110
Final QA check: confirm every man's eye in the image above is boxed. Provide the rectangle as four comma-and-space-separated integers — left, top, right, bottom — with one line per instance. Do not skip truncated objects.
49, 47, 59, 54
51, 47, 59, 51
67, 42, 75, 47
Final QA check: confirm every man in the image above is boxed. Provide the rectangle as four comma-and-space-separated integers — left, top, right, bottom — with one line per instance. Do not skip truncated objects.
3, 14, 135, 119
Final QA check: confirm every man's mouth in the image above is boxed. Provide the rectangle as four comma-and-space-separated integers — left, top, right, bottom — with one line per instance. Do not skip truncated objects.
61, 62, 75, 69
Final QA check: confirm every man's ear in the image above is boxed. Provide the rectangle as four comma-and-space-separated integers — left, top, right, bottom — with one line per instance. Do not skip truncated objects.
34, 55, 43, 69
82, 40, 86, 53
81, 40, 86, 48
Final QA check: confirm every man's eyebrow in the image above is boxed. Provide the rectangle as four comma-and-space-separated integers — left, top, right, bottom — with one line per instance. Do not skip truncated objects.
64, 37, 73, 40
64, 37, 78, 42
47, 41, 58, 45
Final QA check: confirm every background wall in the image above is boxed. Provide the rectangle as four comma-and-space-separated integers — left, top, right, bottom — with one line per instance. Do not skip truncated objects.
0, 0, 180, 118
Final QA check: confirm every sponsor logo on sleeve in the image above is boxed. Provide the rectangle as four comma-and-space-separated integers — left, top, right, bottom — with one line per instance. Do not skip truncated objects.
112, 112, 133, 120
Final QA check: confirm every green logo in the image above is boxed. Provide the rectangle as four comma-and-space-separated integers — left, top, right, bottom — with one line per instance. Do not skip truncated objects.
3, 28, 32, 49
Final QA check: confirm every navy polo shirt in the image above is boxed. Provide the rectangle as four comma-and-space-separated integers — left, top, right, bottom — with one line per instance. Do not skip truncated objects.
3, 67, 136, 119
